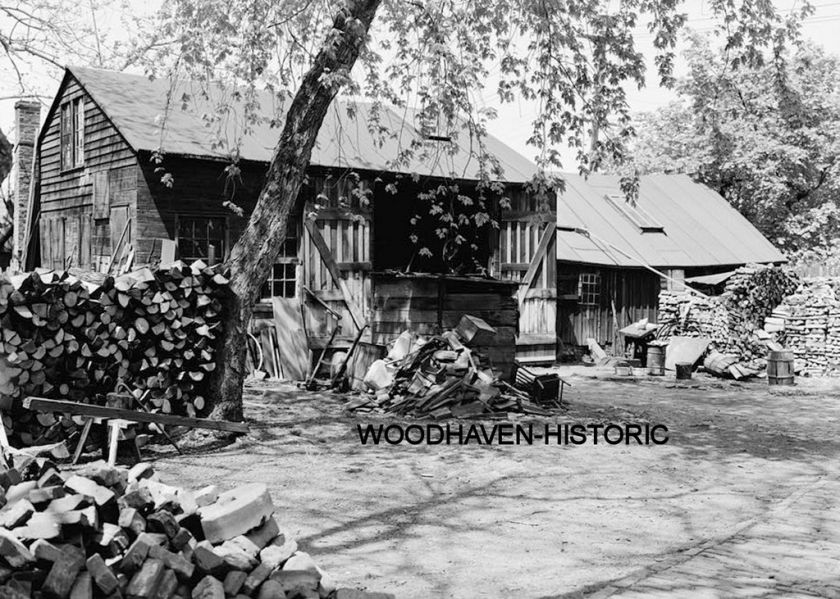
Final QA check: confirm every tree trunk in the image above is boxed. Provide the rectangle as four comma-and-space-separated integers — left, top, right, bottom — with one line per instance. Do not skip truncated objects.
208, 0, 382, 422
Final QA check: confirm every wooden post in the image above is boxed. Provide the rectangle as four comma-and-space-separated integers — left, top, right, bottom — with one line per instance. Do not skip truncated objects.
517, 225, 555, 306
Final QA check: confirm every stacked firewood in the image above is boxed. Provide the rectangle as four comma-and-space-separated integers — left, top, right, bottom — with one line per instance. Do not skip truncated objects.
722, 264, 799, 338
656, 292, 729, 347
0, 457, 391, 599
347, 316, 557, 419
774, 279, 840, 375
658, 265, 798, 365
0, 261, 228, 446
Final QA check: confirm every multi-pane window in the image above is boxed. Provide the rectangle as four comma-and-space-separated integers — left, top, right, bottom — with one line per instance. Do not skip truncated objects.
177, 216, 227, 263
579, 272, 600, 307
261, 225, 299, 299
60, 98, 85, 170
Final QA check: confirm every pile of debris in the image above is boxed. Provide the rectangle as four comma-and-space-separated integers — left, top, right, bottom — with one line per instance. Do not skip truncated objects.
346, 316, 559, 418
0, 261, 228, 446
0, 455, 391, 598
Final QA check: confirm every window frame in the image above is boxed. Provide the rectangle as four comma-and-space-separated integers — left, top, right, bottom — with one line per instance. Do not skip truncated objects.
260, 219, 301, 301
60, 98, 85, 171
578, 272, 600, 307
174, 214, 229, 264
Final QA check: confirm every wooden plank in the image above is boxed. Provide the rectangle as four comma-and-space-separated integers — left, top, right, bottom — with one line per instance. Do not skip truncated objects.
304, 219, 366, 330
92, 171, 109, 219
271, 297, 310, 381
80, 215, 91, 268
22, 398, 249, 433
517, 225, 555, 305
160, 239, 176, 265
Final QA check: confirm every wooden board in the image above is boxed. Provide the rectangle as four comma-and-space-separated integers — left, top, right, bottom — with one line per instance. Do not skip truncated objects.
271, 297, 310, 382
23, 397, 249, 433
517, 225, 555, 304
92, 171, 109, 219
304, 219, 366, 331
159, 239, 176, 266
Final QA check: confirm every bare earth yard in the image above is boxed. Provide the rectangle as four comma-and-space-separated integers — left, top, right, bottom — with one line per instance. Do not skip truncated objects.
146, 369, 840, 598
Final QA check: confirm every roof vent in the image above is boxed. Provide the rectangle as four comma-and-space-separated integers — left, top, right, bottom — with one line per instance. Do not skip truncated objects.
605, 193, 664, 234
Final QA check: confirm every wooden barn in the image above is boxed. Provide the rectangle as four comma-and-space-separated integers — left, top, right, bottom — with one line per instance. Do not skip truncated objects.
18, 66, 555, 379
552, 173, 786, 353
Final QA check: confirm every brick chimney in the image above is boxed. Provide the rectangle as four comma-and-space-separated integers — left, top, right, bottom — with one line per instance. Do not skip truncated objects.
12, 100, 41, 265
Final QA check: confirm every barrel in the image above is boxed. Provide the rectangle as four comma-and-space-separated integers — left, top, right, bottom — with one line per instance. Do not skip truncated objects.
675, 362, 693, 380
647, 345, 665, 376
767, 350, 795, 386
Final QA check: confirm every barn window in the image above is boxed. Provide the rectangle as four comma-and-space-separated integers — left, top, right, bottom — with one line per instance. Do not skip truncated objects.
605, 194, 664, 233
579, 272, 600, 306
260, 224, 299, 300
60, 98, 85, 170
176, 216, 227, 263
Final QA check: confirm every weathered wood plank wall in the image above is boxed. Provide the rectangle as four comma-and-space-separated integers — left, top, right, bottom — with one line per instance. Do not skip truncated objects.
37, 76, 137, 269
557, 265, 660, 349
371, 273, 519, 378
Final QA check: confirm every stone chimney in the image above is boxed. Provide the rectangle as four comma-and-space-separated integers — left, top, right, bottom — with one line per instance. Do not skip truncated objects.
12, 100, 41, 264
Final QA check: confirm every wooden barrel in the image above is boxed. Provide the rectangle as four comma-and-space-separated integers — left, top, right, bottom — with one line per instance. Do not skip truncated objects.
675, 362, 693, 380
767, 350, 795, 386
647, 345, 665, 376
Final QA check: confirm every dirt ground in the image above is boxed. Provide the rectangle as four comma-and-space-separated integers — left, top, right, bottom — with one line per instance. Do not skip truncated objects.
146, 368, 840, 598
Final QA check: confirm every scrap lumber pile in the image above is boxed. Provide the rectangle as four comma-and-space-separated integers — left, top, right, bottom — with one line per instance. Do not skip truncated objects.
0, 457, 392, 599
657, 265, 798, 376
0, 261, 228, 446
347, 316, 556, 418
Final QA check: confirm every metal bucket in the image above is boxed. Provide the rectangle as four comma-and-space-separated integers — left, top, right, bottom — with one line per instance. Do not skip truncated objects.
647, 345, 665, 376
767, 350, 795, 386
675, 362, 693, 380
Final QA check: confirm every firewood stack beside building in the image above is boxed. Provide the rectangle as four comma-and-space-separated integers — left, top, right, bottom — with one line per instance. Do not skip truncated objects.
0, 261, 228, 446
657, 264, 799, 370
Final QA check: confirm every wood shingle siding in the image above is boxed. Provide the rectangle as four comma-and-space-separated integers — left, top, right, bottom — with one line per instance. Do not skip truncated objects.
36, 75, 137, 269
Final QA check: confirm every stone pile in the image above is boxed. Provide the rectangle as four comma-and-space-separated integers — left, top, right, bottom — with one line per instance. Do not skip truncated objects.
0, 457, 392, 598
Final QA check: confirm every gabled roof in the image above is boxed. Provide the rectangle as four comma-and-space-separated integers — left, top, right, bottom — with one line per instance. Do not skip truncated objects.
65, 66, 537, 183
556, 173, 786, 268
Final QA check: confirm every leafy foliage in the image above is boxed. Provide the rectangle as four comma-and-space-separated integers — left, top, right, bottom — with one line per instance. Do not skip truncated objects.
141, 0, 695, 273
0, 0, 159, 95
620, 27, 840, 261
143, 0, 816, 274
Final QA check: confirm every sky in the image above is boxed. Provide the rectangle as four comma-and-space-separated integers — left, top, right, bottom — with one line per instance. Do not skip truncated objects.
4, 0, 840, 168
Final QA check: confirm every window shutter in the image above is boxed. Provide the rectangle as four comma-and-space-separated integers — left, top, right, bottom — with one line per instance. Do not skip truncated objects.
60, 104, 72, 170
75, 99, 85, 166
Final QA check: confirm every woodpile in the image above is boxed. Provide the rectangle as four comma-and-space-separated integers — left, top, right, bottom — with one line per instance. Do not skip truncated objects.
0, 261, 228, 446
0, 457, 392, 599
657, 293, 728, 347
722, 265, 799, 338
657, 265, 798, 375
773, 278, 840, 375
347, 315, 557, 418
